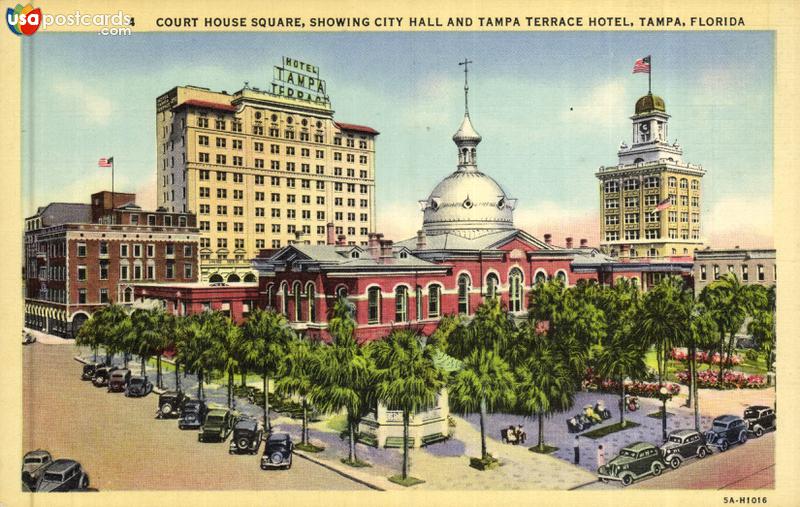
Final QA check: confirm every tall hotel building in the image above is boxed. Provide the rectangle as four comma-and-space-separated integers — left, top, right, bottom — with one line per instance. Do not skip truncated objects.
596, 93, 705, 259
156, 58, 379, 282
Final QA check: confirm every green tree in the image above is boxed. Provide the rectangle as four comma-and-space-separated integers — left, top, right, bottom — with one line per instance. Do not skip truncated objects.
688, 303, 718, 430
84, 304, 129, 365
207, 312, 243, 408
595, 334, 647, 428
75, 312, 102, 363
748, 284, 776, 371
275, 337, 320, 445
369, 329, 444, 480
130, 309, 162, 377
638, 276, 691, 387
242, 308, 294, 430
175, 314, 214, 400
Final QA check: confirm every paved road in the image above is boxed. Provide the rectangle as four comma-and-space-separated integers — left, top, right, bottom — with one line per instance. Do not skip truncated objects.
22, 343, 367, 491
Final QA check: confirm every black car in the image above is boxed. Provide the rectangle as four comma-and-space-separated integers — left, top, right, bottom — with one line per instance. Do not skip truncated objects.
596, 442, 665, 486
744, 405, 776, 437
659, 429, 712, 469
229, 417, 264, 455
34, 459, 89, 492
261, 433, 293, 470
81, 363, 100, 381
705, 415, 748, 451
22, 450, 53, 490
157, 390, 187, 418
108, 369, 132, 392
179, 399, 208, 430
22, 332, 36, 345
125, 375, 153, 397
91, 365, 118, 387
199, 408, 235, 442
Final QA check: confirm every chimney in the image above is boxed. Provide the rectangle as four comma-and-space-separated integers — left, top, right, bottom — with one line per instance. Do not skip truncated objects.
379, 239, 394, 264
566, 237, 573, 249
580, 238, 588, 248
336, 234, 346, 246
544, 233, 552, 245
416, 229, 427, 250
368, 233, 381, 259
326, 222, 335, 245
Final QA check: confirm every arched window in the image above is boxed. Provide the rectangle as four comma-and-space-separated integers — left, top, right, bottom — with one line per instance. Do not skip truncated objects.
428, 284, 441, 318
336, 286, 349, 300
266, 284, 275, 309
415, 286, 423, 321
367, 287, 381, 324
457, 274, 471, 315
395, 286, 408, 322
209, 274, 223, 283
534, 271, 547, 285
282, 283, 289, 316
227, 273, 240, 283
293, 282, 302, 321
555, 271, 567, 285
306, 283, 316, 322
485, 273, 500, 299
509, 268, 523, 312
123, 287, 133, 303
243, 273, 256, 282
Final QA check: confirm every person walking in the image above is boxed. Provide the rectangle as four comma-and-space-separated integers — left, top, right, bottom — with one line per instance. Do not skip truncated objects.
597, 444, 606, 468
574, 436, 580, 464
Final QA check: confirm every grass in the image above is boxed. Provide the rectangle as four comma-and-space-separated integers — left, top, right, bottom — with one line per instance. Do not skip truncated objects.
388, 475, 425, 487
529, 444, 559, 454
341, 458, 372, 468
326, 413, 348, 433
295, 442, 325, 453
647, 411, 674, 419
644, 347, 769, 382
580, 421, 641, 439
469, 454, 500, 470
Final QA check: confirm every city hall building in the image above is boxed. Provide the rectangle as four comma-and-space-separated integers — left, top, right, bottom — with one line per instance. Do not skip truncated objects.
155, 57, 379, 283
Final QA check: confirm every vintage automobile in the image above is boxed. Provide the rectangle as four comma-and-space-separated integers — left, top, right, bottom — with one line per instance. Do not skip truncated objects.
659, 429, 712, 469
597, 442, 666, 486
229, 417, 264, 455
179, 399, 208, 429
108, 368, 132, 392
81, 363, 100, 381
22, 331, 36, 345
261, 433, 294, 470
91, 365, 118, 387
744, 405, 776, 437
198, 408, 235, 442
22, 450, 53, 490
157, 390, 187, 418
705, 415, 748, 451
34, 459, 90, 492
125, 375, 153, 397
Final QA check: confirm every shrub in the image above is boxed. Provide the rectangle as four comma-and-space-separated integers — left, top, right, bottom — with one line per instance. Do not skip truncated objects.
675, 369, 766, 389
583, 368, 680, 397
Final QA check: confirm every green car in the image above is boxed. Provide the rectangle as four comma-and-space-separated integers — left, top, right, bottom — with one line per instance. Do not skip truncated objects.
198, 408, 235, 442
597, 442, 666, 486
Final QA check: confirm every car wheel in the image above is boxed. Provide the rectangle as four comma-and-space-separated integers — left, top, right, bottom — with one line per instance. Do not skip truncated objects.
720, 440, 729, 452
651, 462, 663, 476
697, 447, 708, 458
739, 432, 748, 444
599, 478, 608, 483
162, 403, 173, 415
238, 438, 249, 449
669, 456, 681, 469
621, 474, 634, 486
81, 475, 89, 489
755, 427, 764, 438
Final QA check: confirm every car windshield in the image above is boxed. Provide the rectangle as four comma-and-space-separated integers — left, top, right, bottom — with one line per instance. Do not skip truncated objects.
24, 457, 41, 464
206, 415, 223, 423
130, 378, 143, 385
744, 409, 760, 418
668, 436, 683, 443
42, 472, 63, 482
619, 449, 637, 457
713, 421, 729, 430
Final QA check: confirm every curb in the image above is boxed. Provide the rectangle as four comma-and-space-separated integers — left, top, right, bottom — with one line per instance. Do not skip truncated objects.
292, 449, 395, 491
73, 356, 87, 364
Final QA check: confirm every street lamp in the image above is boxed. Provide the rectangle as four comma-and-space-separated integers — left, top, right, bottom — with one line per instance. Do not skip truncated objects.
659, 386, 669, 442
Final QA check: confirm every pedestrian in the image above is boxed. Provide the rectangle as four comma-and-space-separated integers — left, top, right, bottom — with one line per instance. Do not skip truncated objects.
574, 435, 580, 465
597, 444, 606, 467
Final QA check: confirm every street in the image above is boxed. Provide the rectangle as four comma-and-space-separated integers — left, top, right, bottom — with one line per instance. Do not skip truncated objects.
22, 342, 367, 490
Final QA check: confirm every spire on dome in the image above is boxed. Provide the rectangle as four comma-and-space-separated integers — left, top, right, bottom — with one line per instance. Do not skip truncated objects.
453, 58, 481, 169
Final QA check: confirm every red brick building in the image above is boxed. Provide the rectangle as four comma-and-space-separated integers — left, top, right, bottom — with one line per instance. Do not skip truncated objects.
24, 191, 200, 337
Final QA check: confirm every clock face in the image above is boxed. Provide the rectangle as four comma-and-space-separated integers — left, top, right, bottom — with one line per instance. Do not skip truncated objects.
639, 122, 650, 133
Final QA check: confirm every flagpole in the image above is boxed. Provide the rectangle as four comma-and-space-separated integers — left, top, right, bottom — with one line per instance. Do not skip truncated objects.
111, 158, 115, 224
649, 55, 652, 94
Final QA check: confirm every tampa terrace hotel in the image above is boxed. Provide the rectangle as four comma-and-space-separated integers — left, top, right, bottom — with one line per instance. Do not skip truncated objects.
156, 57, 378, 282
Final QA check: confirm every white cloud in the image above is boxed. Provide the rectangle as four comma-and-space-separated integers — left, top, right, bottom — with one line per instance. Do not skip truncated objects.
51, 80, 113, 126
560, 79, 629, 129
705, 195, 773, 248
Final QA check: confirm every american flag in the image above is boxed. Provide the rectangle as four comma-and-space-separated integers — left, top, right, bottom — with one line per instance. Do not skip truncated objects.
633, 56, 651, 74
98, 157, 113, 168
655, 196, 672, 211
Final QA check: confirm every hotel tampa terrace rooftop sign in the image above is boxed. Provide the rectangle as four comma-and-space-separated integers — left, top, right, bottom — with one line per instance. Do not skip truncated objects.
270, 56, 331, 108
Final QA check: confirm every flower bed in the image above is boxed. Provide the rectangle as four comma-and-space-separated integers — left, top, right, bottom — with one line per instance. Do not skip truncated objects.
675, 369, 766, 389
669, 348, 742, 366
582, 369, 680, 397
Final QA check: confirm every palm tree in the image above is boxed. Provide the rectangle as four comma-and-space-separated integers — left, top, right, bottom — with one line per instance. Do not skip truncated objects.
596, 334, 647, 428
88, 304, 129, 365
276, 337, 320, 446
311, 300, 373, 464
701, 274, 756, 381
748, 284, 776, 369
449, 348, 515, 461
130, 309, 162, 376
242, 308, 294, 430
369, 329, 444, 481
208, 312, 242, 408
176, 314, 214, 400
689, 303, 718, 430
75, 311, 102, 362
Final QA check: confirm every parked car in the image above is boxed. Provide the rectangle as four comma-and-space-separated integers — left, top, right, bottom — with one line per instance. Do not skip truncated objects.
198, 408, 235, 442
108, 368, 132, 392
179, 399, 208, 429
597, 442, 666, 486
229, 417, 264, 455
660, 429, 712, 469
125, 375, 153, 397
261, 432, 293, 470
705, 415, 748, 451
157, 390, 187, 418
91, 365, 118, 387
22, 331, 36, 345
744, 405, 776, 437
81, 363, 100, 381
22, 450, 53, 490
34, 459, 89, 492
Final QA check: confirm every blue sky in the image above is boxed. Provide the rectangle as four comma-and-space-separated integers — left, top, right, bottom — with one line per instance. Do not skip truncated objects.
22, 31, 773, 246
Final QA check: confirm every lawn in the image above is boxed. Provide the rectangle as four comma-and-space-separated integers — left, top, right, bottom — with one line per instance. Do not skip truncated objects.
644, 347, 768, 382
580, 421, 641, 439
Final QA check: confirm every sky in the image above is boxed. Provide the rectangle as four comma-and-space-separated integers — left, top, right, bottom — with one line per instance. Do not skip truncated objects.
21, 31, 774, 248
